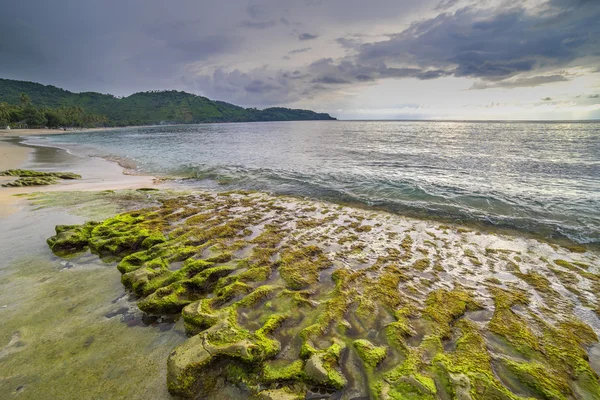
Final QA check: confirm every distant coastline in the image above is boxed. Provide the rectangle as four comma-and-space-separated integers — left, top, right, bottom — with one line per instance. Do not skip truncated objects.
0, 78, 336, 129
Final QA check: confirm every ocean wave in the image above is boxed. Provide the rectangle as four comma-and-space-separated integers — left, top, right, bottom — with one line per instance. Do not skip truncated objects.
170, 164, 599, 245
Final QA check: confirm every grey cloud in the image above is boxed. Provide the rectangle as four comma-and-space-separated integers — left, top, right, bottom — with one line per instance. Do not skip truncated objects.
312, 76, 350, 84
470, 74, 569, 89
355, 74, 374, 81
289, 47, 312, 54
541, 97, 553, 101
589, 94, 599, 98
357, 5, 600, 82
185, 67, 309, 107
246, 4, 267, 19
435, 0, 461, 10
299, 33, 319, 40
244, 79, 279, 93
1, 0, 598, 111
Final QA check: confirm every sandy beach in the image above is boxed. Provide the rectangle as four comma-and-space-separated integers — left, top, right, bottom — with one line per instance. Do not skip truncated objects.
0, 136, 156, 217
0, 127, 124, 138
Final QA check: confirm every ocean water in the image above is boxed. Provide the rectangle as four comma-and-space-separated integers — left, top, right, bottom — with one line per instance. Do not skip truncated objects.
35, 121, 600, 245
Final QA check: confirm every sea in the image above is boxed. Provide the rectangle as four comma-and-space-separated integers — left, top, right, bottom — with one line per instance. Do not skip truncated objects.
31, 120, 600, 245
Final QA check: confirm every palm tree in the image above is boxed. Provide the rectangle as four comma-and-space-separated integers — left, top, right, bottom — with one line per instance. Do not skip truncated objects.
19, 93, 31, 107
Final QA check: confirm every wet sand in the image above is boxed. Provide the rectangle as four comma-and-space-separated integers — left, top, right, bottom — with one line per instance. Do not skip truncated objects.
0, 127, 122, 137
0, 138, 32, 170
0, 137, 157, 217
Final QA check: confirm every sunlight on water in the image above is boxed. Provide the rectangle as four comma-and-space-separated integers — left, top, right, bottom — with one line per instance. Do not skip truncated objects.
37, 121, 600, 244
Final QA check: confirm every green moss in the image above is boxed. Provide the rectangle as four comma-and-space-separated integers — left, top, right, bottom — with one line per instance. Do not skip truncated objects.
353, 339, 387, 370
488, 287, 539, 357
43, 190, 600, 399
464, 249, 482, 266
498, 358, 569, 400
513, 271, 559, 300
400, 235, 413, 260
2, 176, 60, 187
438, 319, 518, 400
46, 221, 100, 256
422, 288, 481, 339
384, 342, 438, 398
572, 261, 590, 270
262, 360, 305, 383
385, 308, 415, 348
0, 168, 81, 179
278, 246, 329, 289
412, 258, 430, 271
303, 339, 347, 389
1, 168, 84, 186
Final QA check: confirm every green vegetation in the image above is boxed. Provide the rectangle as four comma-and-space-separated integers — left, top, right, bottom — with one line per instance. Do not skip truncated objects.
0, 78, 335, 128
0, 92, 107, 128
0, 169, 81, 187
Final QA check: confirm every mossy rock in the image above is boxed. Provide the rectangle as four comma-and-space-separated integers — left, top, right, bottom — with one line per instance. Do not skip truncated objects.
44, 192, 600, 399
0, 169, 81, 179
1, 169, 81, 187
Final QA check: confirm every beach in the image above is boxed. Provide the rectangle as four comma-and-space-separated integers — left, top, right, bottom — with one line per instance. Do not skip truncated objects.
1, 129, 600, 399
0, 135, 183, 399
0, 127, 123, 138
0, 136, 156, 217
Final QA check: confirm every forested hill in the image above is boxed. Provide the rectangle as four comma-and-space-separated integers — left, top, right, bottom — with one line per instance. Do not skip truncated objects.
0, 79, 336, 127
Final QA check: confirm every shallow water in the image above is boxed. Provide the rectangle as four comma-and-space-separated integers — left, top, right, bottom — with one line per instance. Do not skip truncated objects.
34, 121, 600, 245
2, 141, 600, 398
0, 153, 185, 399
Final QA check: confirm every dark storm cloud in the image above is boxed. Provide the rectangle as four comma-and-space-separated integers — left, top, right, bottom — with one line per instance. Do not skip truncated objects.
356, 5, 600, 83
299, 33, 319, 41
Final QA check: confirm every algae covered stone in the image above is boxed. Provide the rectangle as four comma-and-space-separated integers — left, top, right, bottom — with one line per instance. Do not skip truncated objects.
1, 169, 81, 187
45, 191, 600, 399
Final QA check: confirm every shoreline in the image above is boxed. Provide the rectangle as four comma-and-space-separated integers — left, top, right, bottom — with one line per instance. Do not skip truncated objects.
2, 132, 596, 252
39, 182, 600, 398
0, 136, 158, 217
1, 134, 600, 398
0, 127, 125, 138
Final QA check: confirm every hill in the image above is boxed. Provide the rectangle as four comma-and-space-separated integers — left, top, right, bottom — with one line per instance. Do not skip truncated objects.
0, 79, 336, 127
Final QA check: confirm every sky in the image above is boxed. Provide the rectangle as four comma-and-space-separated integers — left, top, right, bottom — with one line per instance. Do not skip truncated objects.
1, 0, 599, 120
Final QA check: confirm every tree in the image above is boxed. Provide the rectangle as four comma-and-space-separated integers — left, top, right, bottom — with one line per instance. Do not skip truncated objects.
22, 106, 47, 127
45, 109, 67, 128
0, 102, 11, 126
19, 93, 31, 107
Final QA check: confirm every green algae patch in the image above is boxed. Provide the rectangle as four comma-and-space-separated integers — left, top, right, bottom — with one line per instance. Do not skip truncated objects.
0, 169, 81, 179
278, 245, 330, 289
1, 169, 81, 187
44, 190, 600, 399
2, 176, 61, 187
354, 339, 387, 370
422, 288, 481, 339
0, 254, 184, 400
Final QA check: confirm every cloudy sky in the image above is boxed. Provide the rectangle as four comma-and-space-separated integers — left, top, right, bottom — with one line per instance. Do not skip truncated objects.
2, 0, 599, 119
